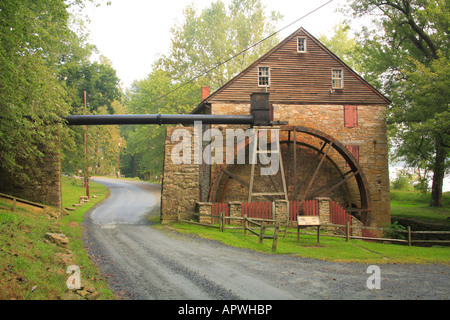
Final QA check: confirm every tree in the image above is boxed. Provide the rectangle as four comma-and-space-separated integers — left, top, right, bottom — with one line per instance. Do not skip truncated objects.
124, 0, 283, 178
0, 0, 80, 184
59, 55, 123, 175
159, 0, 282, 90
344, 0, 449, 207
123, 68, 198, 178
60, 57, 121, 115
318, 22, 363, 72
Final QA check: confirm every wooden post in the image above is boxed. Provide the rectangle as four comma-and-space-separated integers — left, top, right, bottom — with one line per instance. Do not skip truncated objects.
346, 221, 350, 242
219, 212, 224, 232
259, 222, 266, 244
244, 214, 248, 237
284, 201, 289, 237
317, 226, 320, 244
272, 222, 280, 252
407, 226, 411, 246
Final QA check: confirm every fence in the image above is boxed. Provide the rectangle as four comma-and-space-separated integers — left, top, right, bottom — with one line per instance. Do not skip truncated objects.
329, 199, 352, 234
189, 200, 450, 247
241, 201, 272, 220
211, 202, 229, 224
0, 192, 48, 214
289, 199, 318, 220
243, 215, 280, 252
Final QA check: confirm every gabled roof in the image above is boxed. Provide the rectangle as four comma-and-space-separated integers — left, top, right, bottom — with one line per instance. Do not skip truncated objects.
192, 27, 390, 114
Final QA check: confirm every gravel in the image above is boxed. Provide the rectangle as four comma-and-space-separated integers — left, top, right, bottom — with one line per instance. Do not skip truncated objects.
82, 178, 450, 301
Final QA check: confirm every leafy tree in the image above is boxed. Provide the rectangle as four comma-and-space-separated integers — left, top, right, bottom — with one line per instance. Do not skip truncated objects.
0, 0, 81, 184
124, 0, 283, 178
159, 0, 282, 90
344, 0, 449, 207
318, 22, 363, 72
60, 57, 121, 115
122, 68, 198, 178
0, 0, 118, 190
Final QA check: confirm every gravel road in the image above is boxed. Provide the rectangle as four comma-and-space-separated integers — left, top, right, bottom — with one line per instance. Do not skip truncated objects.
82, 177, 449, 300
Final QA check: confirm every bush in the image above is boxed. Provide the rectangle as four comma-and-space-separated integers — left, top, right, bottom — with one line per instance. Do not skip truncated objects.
383, 221, 407, 240
391, 170, 414, 191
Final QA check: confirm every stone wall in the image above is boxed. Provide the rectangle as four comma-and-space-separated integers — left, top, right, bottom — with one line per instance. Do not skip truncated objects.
210, 103, 390, 230
0, 132, 62, 210
161, 125, 199, 224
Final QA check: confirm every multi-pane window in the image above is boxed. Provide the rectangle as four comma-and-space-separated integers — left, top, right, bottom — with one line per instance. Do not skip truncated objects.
344, 105, 358, 128
332, 69, 343, 89
297, 37, 306, 53
258, 66, 270, 87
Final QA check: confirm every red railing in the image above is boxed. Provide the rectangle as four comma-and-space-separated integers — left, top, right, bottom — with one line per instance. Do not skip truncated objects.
329, 199, 352, 233
211, 202, 229, 224
216, 199, 378, 239
289, 200, 319, 220
241, 201, 273, 220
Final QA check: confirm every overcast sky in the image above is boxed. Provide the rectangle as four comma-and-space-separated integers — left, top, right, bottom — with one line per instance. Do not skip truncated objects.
82, 0, 349, 89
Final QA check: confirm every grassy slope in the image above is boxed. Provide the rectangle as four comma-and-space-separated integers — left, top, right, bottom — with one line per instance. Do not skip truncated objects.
0, 176, 114, 300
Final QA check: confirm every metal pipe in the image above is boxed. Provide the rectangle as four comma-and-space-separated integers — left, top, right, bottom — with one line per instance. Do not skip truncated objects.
63, 114, 254, 126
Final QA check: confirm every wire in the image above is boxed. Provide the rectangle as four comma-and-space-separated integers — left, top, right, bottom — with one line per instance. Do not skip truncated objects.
149, 0, 334, 103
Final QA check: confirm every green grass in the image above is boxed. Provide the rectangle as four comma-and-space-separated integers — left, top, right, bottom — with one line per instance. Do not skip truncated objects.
0, 176, 114, 300
164, 190, 450, 264
60, 176, 115, 300
166, 221, 450, 265
160, 191, 450, 265
390, 190, 450, 224
0, 202, 69, 299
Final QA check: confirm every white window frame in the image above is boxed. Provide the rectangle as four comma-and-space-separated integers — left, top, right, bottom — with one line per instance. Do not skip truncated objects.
332, 69, 344, 89
297, 37, 307, 53
258, 66, 270, 87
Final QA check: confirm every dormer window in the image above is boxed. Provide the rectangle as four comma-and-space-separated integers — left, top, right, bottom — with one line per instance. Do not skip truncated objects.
258, 66, 270, 87
332, 69, 343, 89
297, 37, 306, 53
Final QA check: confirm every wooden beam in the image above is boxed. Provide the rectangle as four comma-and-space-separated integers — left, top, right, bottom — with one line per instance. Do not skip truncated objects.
300, 142, 333, 201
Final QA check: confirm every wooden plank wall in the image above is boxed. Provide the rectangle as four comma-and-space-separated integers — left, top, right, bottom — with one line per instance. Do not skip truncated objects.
208, 29, 388, 106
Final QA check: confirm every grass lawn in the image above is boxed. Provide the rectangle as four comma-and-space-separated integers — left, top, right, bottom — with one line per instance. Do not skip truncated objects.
166, 221, 450, 265
165, 190, 450, 265
59, 176, 115, 299
390, 190, 450, 225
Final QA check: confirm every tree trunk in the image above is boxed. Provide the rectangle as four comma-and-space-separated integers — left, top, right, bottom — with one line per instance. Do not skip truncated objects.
430, 136, 446, 207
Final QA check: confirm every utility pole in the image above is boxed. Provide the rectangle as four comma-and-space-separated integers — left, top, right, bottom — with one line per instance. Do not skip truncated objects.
84, 91, 89, 198
117, 138, 122, 178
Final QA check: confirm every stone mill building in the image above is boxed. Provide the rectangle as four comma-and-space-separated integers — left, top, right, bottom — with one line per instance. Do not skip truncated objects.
161, 27, 391, 233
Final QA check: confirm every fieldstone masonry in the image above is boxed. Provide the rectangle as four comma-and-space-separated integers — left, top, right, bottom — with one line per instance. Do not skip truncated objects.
209, 103, 390, 230
161, 125, 199, 224
0, 132, 62, 211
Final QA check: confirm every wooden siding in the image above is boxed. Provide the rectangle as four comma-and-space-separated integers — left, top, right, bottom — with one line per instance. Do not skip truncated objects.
205, 28, 390, 106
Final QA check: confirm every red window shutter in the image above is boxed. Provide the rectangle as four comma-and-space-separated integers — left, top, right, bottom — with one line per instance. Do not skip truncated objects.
344, 105, 358, 127
345, 145, 359, 166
